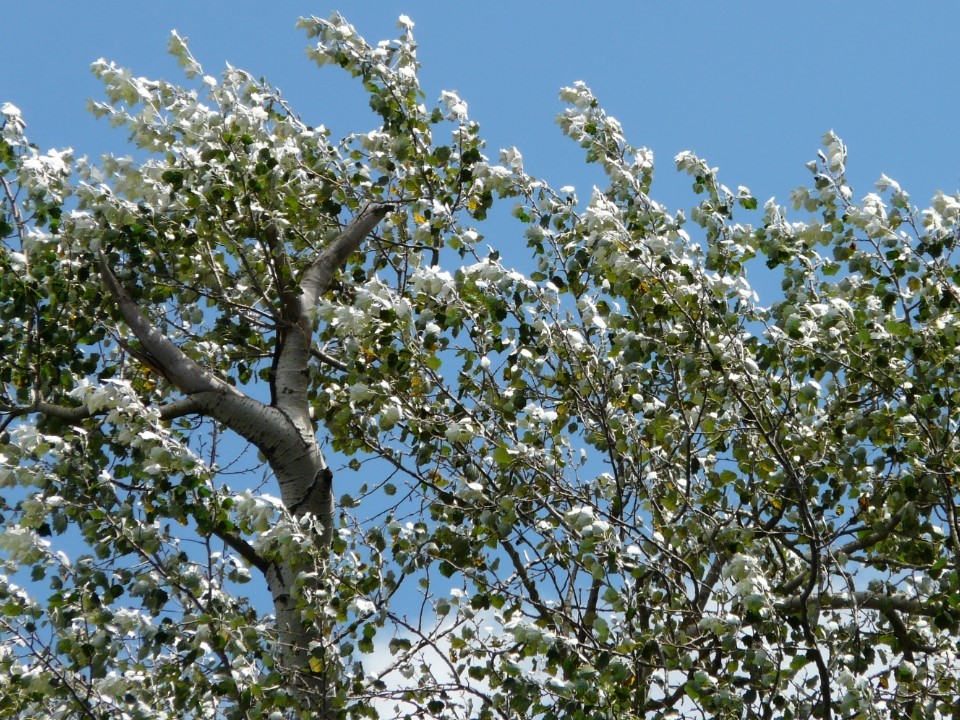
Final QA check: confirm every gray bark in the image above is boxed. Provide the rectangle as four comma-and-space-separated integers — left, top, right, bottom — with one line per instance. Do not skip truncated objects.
98, 205, 389, 715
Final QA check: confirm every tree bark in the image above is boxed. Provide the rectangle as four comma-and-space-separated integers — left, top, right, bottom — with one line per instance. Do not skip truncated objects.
98, 205, 389, 715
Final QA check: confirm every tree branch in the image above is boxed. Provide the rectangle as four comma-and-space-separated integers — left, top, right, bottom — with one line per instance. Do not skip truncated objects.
310, 347, 348, 373
776, 590, 953, 619
777, 504, 914, 597
158, 395, 203, 420
883, 608, 937, 657
271, 204, 389, 420
299, 204, 391, 307
838, 503, 912, 556
97, 254, 305, 461
98, 252, 235, 397
216, 526, 270, 575
1, 395, 203, 425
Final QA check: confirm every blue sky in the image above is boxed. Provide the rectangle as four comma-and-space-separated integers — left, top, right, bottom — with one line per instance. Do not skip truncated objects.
7, 2, 960, 222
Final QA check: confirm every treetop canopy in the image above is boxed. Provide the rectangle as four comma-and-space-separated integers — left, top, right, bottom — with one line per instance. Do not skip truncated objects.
1, 13, 959, 720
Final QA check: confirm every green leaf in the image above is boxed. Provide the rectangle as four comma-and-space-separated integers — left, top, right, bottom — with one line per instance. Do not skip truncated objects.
492, 445, 512, 467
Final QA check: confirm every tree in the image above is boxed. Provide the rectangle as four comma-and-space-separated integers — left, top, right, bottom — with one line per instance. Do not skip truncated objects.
2, 12, 960, 720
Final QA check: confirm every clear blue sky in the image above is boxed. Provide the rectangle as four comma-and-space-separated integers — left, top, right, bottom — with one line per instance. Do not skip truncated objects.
6, 2, 960, 218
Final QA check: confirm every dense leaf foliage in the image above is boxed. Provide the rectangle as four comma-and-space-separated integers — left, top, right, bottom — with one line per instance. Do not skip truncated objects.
2, 13, 960, 720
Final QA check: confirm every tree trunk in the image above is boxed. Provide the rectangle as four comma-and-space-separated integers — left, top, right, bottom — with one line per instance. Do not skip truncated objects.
202, 392, 337, 714
99, 206, 390, 716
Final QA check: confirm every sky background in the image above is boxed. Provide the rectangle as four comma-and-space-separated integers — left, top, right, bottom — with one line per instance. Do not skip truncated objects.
7, 1, 960, 238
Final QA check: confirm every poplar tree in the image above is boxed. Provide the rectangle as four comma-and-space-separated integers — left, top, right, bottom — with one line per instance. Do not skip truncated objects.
2, 14, 959, 720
